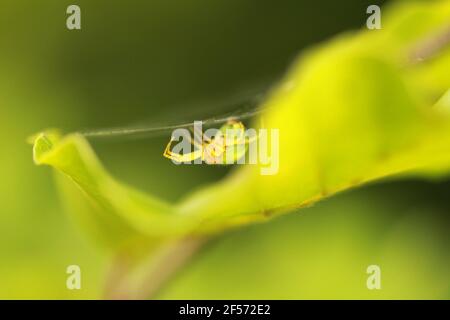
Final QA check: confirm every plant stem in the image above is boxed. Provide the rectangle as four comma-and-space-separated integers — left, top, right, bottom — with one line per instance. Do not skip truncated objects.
104, 236, 208, 300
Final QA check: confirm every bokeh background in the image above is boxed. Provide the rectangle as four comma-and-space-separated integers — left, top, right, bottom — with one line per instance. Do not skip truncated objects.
1, 0, 449, 299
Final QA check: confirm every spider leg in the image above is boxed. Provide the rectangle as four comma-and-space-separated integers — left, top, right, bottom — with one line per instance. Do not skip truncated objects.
164, 148, 203, 163
163, 137, 203, 163
188, 130, 205, 150
189, 124, 213, 146
163, 138, 179, 160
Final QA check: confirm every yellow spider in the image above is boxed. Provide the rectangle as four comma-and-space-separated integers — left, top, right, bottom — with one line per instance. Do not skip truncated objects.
163, 120, 256, 164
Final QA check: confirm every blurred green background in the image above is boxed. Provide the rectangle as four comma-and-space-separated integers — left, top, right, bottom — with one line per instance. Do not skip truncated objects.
1, 0, 449, 299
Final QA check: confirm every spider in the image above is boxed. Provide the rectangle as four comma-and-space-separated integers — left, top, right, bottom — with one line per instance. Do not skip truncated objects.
163, 119, 256, 164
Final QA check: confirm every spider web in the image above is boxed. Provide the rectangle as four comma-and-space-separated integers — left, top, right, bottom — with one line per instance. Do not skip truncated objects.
77, 24, 450, 142
78, 80, 272, 140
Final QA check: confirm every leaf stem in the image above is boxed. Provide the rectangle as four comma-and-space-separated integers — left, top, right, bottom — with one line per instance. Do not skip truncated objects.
104, 236, 208, 300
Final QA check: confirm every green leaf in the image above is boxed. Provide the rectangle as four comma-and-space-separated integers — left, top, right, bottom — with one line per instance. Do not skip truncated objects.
31, 0, 450, 248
